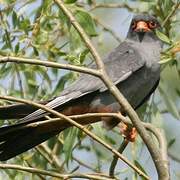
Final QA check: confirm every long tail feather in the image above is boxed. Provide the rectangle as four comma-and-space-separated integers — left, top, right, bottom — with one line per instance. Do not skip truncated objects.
0, 121, 65, 161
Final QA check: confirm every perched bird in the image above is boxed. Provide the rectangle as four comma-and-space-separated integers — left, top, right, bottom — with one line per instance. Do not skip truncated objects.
0, 14, 162, 161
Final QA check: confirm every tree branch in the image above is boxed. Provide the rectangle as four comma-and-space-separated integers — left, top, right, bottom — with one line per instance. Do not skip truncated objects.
89, 3, 134, 12
109, 139, 129, 177
0, 163, 116, 180
0, 56, 100, 77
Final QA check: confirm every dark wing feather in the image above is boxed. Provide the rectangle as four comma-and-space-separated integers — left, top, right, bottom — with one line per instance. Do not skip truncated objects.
0, 119, 68, 160
0, 42, 145, 161
0, 124, 59, 161
16, 41, 145, 122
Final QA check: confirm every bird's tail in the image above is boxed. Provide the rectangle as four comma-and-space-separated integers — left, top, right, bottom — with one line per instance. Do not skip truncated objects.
0, 110, 101, 161
0, 101, 49, 119
0, 118, 68, 161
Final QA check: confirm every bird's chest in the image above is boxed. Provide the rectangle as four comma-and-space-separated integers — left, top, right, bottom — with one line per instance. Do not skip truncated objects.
118, 44, 161, 108
137, 43, 161, 79
117, 66, 159, 110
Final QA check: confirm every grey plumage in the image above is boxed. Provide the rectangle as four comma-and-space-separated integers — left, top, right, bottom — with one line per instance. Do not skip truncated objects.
0, 14, 162, 160
21, 20, 162, 123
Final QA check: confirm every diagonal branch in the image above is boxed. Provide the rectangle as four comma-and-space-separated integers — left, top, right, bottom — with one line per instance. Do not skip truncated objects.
0, 163, 116, 180
109, 139, 129, 177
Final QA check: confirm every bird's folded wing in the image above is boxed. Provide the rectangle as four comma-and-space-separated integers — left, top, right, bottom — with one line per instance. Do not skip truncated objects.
20, 41, 145, 122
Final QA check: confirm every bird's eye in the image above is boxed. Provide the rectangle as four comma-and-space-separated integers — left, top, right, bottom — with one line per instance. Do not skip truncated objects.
148, 21, 157, 29
131, 21, 136, 29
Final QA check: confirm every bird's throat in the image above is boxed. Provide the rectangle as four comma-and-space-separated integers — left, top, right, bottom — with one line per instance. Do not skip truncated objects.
138, 32, 145, 42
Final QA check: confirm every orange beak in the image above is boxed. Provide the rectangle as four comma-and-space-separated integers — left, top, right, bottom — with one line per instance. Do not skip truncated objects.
134, 21, 151, 32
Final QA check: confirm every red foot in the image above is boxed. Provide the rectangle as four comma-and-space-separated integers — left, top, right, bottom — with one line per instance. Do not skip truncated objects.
119, 123, 137, 142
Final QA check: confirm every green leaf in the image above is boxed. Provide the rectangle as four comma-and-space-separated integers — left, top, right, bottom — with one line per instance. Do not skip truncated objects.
79, 49, 90, 64
0, 50, 8, 56
64, 0, 77, 3
65, 54, 78, 64
134, 160, 148, 180
159, 57, 174, 64
4, 30, 12, 49
33, 46, 39, 56
35, 30, 48, 45
168, 138, 176, 148
104, 135, 116, 145
156, 30, 171, 44
41, 0, 52, 12
14, 43, 20, 54
0, 64, 12, 79
69, 27, 83, 51
75, 10, 97, 36
27, 79, 37, 86
36, 66, 52, 87
92, 123, 106, 140
52, 72, 74, 95
12, 11, 18, 28
63, 127, 79, 167
19, 18, 31, 31
159, 86, 180, 120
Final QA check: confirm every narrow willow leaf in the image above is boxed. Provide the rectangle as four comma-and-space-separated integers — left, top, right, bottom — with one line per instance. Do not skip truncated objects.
79, 49, 89, 64
92, 123, 106, 140
75, 10, 97, 36
159, 86, 180, 120
12, 11, 18, 28
63, 127, 79, 167
156, 30, 171, 44
4, 30, 12, 49
159, 57, 173, 64
52, 72, 74, 95
0, 64, 12, 79
168, 138, 176, 148
134, 160, 148, 180
64, 0, 77, 3
14, 43, 20, 54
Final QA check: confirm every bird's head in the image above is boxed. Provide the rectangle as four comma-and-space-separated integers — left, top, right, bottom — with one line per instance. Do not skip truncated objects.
127, 14, 161, 43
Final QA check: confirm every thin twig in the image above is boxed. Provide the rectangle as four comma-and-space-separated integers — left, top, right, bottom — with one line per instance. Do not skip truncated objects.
0, 56, 100, 77
25, 160, 46, 180
15, 64, 25, 98
35, 146, 53, 165
93, 16, 121, 43
109, 139, 129, 177
73, 156, 98, 172
37, 143, 64, 170
90, 3, 134, 12
0, 163, 115, 180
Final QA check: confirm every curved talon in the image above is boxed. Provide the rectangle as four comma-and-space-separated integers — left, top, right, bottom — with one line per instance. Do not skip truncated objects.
119, 123, 137, 142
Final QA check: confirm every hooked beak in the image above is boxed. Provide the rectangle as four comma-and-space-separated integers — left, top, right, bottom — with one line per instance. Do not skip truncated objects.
134, 21, 151, 32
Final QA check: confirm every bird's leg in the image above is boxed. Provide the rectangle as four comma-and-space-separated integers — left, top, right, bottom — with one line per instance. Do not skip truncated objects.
118, 122, 137, 142
96, 106, 120, 130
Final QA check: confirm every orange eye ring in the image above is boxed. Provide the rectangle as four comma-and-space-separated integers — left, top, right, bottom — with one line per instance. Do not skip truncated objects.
148, 21, 157, 29
131, 21, 136, 29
